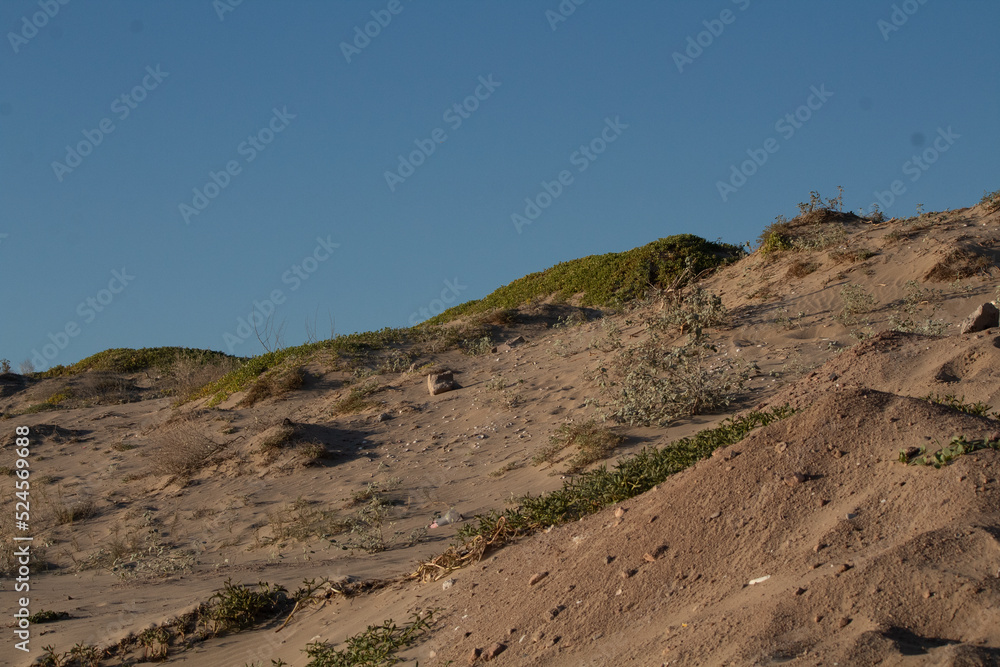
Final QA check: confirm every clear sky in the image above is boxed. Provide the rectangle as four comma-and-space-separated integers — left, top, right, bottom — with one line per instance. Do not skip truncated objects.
2, 0, 998, 370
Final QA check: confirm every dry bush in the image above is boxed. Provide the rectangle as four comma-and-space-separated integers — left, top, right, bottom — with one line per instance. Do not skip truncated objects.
77, 372, 138, 404
168, 355, 240, 398
785, 260, 819, 279
151, 421, 227, 476
532, 420, 625, 473
924, 248, 993, 282
596, 289, 750, 427
238, 365, 305, 407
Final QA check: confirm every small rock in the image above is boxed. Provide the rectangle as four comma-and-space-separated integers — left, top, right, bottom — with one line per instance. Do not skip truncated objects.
484, 642, 507, 660
784, 472, 807, 486
468, 647, 482, 665
960, 302, 1000, 334
546, 606, 563, 621
375, 412, 391, 422
836, 563, 851, 574
507, 335, 526, 347
603, 555, 614, 565
814, 614, 824, 623
442, 578, 456, 590
923, 590, 932, 599
794, 587, 807, 596
427, 371, 458, 396
528, 571, 549, 586
708, 511, 721, 520
838, 617, 851, 629
619, 569, 634, 579
531, 630, 545, 643
643, 553, 657, 563
614, 507, 625, 518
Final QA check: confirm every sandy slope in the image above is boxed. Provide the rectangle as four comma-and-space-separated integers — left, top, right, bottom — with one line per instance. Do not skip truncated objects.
2, 202, 1000, 666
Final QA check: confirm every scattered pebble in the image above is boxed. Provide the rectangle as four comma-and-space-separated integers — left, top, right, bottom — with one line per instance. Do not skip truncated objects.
614, 507, 625, 518
748, 575, 771, 585
485, 642, 506, 660
784, 472, 807, 486
838, 617, 851, 629
528, 571, 549, 586
442, 578, 456, 590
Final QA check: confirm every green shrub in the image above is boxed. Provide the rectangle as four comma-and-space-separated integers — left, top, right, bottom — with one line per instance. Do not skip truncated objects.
303, 611, 433, 667
598, 291, 749, 426
206, 579, 287, 634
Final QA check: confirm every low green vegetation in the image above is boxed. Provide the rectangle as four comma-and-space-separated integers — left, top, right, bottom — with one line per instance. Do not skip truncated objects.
423, 234, 744, 324
331, 379, 384, 415
40, 347, 236, 377
454, 405, 793, 551
924, 393, 998, 419
900, 435, 1000, 468
200, 328, 408, 406
303, 611, 434, 667
206, 579, 288, 634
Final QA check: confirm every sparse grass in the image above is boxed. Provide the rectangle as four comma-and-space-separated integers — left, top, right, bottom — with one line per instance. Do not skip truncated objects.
53, 497, 97, 525
829, 248, 876, 264
532, 420, 625, 474
461, 335, 494, 356
837, 284, 877, 325
265, 497, 351, 544
303, 611, 434, 667
331, 379, 384, 415
980, 188, 1000, 213
890, 280, 948, 335
423, 235, 744, 324
900, 435, 1000, 468
443, 406, 794, 564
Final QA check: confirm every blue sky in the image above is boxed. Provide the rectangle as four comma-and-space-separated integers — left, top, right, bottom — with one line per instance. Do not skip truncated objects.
1, 0, 998, 370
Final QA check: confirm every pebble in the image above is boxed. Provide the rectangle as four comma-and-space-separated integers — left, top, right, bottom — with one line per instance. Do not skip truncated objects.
838, 617, 851, 628
442, 578, 456, 590
468, 648, 482, 665
784, 472, 807, 486
485, 642, 507, 660
614, 507, 625, 518
528, 571, 549, 586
